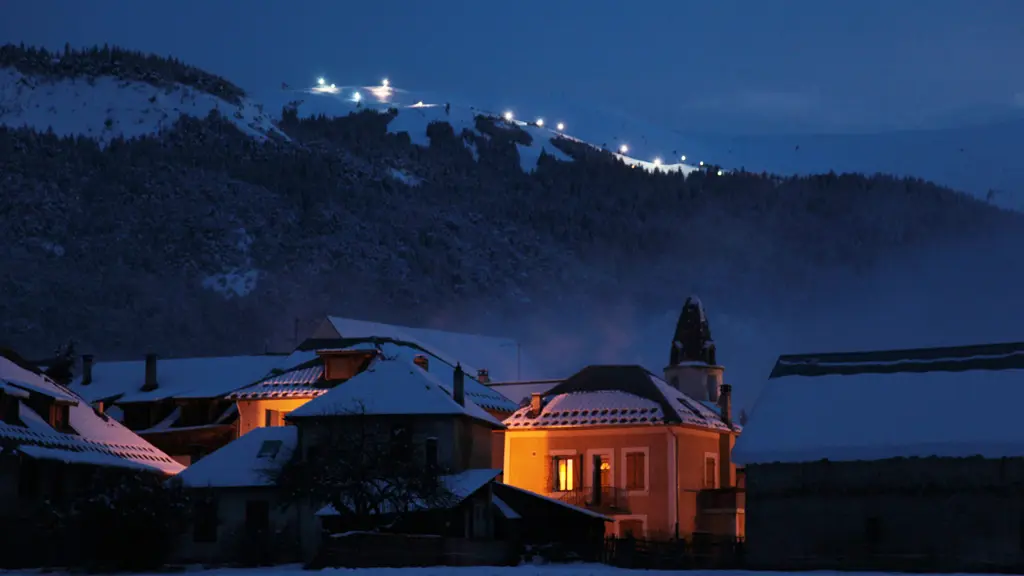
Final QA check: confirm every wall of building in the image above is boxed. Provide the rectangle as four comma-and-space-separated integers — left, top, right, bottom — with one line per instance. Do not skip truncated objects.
298, 414, 490, 474
173, 488, 303, 565
745, 457, 1024, 570
0, 457, 18, 519
504, 425, 736, 540
237, 398, 312, 436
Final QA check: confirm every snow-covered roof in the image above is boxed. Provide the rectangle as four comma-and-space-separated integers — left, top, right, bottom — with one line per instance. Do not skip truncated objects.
323, 316, 525, 384
227, 363, 327, 400
504, 365, 735, 432
315, 468, 502, 516
732, 342, 1024, 465
487, 380, 562, 405
69, 354, 291, 403
288, 356, 504, 428
177, 426, 297, 488
287, 336, 518, 414
0, 354, 183, 475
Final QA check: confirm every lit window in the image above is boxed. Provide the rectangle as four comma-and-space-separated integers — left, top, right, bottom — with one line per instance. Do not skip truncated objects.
552, 456, 575, 491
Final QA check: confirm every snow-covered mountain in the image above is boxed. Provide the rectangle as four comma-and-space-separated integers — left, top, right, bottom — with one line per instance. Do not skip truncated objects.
2, 43, 1021, 414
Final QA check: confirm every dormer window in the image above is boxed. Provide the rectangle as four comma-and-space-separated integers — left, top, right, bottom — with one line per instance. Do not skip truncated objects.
51, 403, 73, 433
317, 350, 376, 381
1, 391, 23, 426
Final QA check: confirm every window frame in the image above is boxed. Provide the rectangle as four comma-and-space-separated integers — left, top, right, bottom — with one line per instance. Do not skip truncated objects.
621, 447, 650, 494
549, 449, 578, 492
703, 451, 719, 489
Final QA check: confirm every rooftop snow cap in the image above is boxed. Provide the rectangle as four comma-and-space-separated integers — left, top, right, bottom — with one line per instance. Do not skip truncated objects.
669, 295, 716, 366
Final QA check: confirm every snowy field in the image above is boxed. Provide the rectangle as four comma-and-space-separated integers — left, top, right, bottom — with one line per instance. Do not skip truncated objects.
0, 566, 1004, 576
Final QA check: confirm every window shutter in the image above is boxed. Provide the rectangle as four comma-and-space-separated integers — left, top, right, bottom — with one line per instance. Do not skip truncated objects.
576, 454, 584, 490
550, 456, 558, 491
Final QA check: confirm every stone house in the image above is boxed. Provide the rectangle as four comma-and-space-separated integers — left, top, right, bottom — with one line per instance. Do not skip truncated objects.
732, 341, 1024, 572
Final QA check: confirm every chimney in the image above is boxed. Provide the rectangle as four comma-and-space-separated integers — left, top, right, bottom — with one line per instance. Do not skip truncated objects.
530, 392, 543, 417
719, 383, 733, 428
453, 362, 465, 406
81, 354, 94, 386
142, 353, 158, 392
94, 401, 104, 414
413, 354, 429, 371
476, 368, 490, 384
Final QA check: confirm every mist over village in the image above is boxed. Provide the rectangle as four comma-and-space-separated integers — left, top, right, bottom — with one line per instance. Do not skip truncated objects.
1, 2, 1023, 575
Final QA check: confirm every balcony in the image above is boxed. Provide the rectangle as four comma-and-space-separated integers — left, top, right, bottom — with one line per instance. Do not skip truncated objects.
697, 488, 745, 511
554, 486, 631, 514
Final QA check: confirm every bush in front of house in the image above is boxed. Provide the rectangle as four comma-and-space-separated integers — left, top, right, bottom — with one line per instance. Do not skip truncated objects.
64, 470, 190, 571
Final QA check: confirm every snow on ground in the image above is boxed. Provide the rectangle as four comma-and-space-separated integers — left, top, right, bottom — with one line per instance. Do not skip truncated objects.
0, 68, 285, 144
0, 565, 1008, 576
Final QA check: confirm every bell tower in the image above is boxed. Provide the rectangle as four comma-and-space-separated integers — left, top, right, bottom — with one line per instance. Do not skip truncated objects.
663, 295, 724, 401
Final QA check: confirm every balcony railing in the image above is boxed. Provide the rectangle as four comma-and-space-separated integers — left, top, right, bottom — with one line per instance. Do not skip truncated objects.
697, 488, 745, 510
554, 486, 631, 514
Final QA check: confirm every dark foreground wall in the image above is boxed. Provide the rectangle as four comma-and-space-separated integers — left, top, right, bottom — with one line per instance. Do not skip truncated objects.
745, 456, 1024, 572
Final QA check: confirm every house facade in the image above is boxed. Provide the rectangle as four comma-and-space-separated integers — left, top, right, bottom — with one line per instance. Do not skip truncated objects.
733, 342, 1024, 572
0, 349, 183, 567
502, 364, 741, 540
500, 296, 744, 540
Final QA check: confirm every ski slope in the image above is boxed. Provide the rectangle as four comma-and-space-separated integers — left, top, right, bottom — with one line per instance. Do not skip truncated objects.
265, 77, 703, 175
0, 66, 702, 176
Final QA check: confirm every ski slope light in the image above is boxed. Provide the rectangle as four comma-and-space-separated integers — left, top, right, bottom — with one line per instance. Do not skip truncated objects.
717, 170, 724, 176
619, 144, 629, 154
556, 122, 565, 131
653, 157, 662, 166
536, 118, 544, 127
503, 111, 514, 121
382, 78, 390, 87
680, 155, 686, 161
699, 161, 704, 166
353, 91, 362, 102
317, 77, 325, 86
330, 84, 336, 90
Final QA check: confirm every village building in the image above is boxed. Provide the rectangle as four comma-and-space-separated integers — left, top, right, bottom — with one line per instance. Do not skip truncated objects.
732, 341, 1024, 572
67, 317, 523, 466
68, 354, 288, 465
498, 296, 744, 541
175, 352, 605, 565
0, 349, 182, 566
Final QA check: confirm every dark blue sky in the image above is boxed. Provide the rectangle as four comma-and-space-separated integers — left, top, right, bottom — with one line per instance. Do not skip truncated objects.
3, 0, 1022, 134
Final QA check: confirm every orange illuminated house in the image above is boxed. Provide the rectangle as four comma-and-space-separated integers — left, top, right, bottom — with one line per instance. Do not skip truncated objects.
500, 296, 744, 540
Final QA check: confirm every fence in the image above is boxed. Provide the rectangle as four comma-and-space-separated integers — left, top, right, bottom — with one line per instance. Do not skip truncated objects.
603, 535, 745, 570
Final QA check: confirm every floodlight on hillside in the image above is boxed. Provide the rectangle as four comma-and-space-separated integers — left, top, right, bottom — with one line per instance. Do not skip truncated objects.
717, 170, 724, 176
680, 155, 686, 161
556, 122, 565, 131
699, 161, 704, 166
382, 78, 390, 87
317, 77, 325, 86
653, 157, 662, 167
353, 92, 362, 103
619, 144, 629, 154
536, 118, 544, 127
503, 111, 514, 122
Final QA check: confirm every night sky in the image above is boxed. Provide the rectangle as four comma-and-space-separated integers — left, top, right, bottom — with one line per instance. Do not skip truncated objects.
3, 0, 1022, 134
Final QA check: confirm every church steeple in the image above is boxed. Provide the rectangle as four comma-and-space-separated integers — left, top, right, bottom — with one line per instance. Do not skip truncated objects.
668, 296, 716, 366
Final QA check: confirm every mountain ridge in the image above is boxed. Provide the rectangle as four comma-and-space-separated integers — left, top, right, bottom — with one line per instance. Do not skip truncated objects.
0, 43, 1019, 380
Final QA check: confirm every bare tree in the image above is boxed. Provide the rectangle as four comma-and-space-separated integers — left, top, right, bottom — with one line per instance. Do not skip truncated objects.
270, 403, 456, 532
